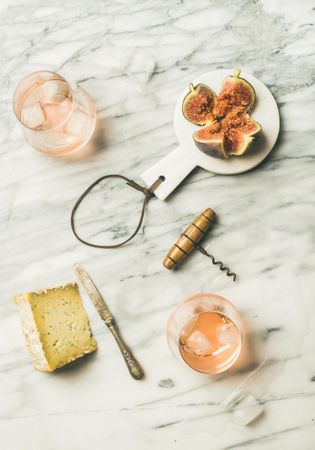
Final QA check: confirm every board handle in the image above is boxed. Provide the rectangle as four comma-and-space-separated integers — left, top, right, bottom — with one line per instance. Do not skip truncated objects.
140, 145, 196, 200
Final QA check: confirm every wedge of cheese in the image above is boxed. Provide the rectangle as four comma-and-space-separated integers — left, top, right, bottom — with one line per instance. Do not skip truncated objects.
14, 283, 97, 372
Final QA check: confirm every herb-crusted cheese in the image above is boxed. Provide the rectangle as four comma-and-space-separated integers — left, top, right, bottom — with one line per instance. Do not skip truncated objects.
14, 283, 97, 372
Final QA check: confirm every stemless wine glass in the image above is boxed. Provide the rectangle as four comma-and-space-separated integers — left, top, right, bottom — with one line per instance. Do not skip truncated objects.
13, 71, 96, 156
167, 293, 244, 374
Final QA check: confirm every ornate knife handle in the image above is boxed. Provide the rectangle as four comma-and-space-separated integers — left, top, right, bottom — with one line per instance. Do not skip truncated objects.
107, 323, 144, 380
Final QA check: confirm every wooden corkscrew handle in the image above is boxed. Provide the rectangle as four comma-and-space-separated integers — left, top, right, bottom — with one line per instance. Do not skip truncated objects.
163, 208, 216, 269
163, 208, 237, 281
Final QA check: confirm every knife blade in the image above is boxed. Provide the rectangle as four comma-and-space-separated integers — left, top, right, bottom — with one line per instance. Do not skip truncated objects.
75, 263, 113, 323
74, 263, 144, 380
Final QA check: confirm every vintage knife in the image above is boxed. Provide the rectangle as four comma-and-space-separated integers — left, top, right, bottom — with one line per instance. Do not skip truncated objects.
74, 263, 144, 380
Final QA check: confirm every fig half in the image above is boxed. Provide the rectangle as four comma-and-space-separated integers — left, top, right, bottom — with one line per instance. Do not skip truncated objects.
213, 68, 256, 117
194, 113, 261, 159
183, 69, 260, 159
193, 122, 228, 159
182, 83, 216, 126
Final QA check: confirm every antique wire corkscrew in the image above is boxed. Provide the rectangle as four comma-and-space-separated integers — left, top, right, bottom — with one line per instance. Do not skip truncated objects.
163, 208, 237, 281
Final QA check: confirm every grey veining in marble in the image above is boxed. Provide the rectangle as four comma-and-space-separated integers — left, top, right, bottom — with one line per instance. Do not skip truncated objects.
0, 0, 315, 449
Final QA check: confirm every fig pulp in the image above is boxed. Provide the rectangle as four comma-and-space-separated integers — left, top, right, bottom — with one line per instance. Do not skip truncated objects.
182, 83, 216, 126
182, 69, 261, 159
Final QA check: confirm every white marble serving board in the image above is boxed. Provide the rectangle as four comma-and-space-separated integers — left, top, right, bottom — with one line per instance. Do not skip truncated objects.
0, 1, 315, 450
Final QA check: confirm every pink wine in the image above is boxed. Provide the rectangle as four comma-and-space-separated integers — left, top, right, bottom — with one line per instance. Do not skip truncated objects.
179, 311, 241, 374
13, 72, 96, 156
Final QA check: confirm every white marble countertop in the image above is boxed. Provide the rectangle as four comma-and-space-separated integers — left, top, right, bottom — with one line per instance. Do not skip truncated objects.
1, 0, 315, 449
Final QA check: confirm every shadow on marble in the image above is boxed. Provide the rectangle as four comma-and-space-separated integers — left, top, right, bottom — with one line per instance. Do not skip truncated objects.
250, 108, 283, 171
229, 315, 264, 375
210, 314, 266, 384
63, 115, 108, 161
49, 350, 97, 378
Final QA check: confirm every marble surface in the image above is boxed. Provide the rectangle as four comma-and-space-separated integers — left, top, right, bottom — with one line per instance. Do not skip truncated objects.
1, 0, 315, 449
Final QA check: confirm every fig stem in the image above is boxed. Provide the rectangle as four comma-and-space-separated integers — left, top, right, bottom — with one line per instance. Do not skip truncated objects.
234, 68, 241, 78
188, 82, 195, 92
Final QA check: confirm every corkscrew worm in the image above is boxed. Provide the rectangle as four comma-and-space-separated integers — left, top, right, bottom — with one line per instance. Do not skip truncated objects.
163, 208, 237, 282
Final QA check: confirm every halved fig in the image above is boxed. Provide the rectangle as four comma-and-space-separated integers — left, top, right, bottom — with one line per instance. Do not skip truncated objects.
236, 116, 261, 136
193, 124, 229, 159
213, 69, 256, 118
193, 114, 261, 159
183, 68, 261, 159
182, 83, 216, 126
227, 115, 261, 156
222, 110, 261, 136
225, 130, 255, 156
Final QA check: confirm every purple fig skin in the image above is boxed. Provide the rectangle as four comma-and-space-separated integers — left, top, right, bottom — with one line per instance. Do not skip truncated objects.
193, 133, 228, 159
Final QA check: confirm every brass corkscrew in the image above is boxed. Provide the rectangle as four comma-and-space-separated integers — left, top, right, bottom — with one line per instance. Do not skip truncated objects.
163, 208, 237, 281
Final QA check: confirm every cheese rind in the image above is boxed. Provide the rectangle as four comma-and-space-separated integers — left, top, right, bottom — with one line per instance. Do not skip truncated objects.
14, 283, 97, 372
